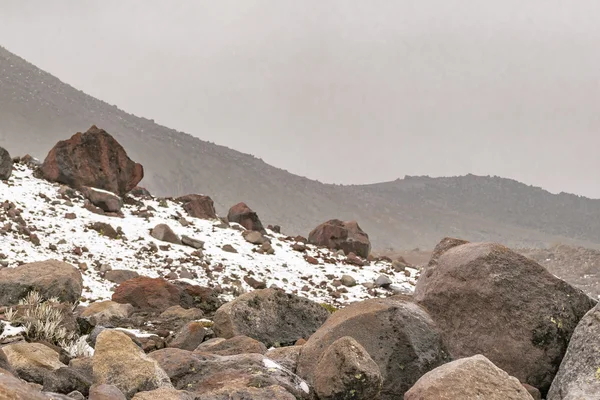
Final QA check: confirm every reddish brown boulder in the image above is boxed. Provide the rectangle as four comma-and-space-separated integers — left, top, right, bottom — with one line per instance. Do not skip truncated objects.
308, 219, 371, 258
414, 241, 596, 395
112, 277, 182, 313
227, 202, 265, 233
41, 125, 144, 196
0, 146, 12, 180
177, 195, 217, 220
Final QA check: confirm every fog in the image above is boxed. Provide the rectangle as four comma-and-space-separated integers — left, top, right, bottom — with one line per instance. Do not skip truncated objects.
1, 0, 599, 197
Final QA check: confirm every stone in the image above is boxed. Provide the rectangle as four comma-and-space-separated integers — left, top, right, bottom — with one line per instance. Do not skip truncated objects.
547, 302, 600, 399
168, 322, 207, 351
80, 301, 134, 326
308, 219, 371, 258
81, 187, 123, 213
89, 222, 120, 240
149, 349, 310, 398
92, 330, 172, 399
340, 275, 356, 287
227, 202, 266, 233
193, 335, 267, 356
180, 235, 204, 249
158, 306, 203, 322
243, 230, 266, 245
41, 366, 92, 397
0, 371, 48, 400
131, 388, 195, 399
88, 383, 127, 400
112, 277, 182, 313
176, 194, 217, 220
0, 146, 13, 180
314, 336, 383, 400
104, 270, 139, 285
374, 274, 392, 287
297, 296, 450, 400
150, 224, 181, 245
414, 241, 596, 394
3, 342, 65, 385
199, 385, 295, 400
0, 259, 83, 306
40, 126, 144, 196
404, 355, 534, 400
212, 288, 329, 347
266, 346, 301, 373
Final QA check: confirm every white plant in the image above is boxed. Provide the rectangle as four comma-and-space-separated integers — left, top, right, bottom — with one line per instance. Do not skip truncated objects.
61, 335, 94, 358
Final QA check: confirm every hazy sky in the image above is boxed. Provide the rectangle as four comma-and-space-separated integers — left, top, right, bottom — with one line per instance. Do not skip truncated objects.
1, 1, 599, 197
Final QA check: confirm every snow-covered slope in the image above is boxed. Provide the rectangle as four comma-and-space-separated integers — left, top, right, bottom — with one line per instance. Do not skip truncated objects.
0, 161, 417, 306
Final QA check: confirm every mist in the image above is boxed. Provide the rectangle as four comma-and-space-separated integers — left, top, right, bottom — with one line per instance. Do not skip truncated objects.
1, 0, 599, 197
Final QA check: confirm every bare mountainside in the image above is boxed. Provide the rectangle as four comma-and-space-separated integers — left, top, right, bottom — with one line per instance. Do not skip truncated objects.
1, 45, 600, 250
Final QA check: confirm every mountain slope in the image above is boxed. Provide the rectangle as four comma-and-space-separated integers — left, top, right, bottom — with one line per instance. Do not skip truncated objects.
1, 45, 600, 250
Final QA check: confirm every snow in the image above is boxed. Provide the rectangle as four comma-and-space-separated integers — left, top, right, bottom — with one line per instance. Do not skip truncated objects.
0, 162, 418, 308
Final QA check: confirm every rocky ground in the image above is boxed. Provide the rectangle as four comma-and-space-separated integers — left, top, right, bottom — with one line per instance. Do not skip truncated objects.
1, 133, 600, 399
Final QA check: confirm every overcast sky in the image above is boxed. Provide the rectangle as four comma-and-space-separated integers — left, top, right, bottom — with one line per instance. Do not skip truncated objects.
1, 1, 599, 197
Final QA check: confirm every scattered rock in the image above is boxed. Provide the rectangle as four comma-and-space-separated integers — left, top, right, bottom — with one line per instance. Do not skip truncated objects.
313, 336, 383, 400
89, 222, 120, 240
227, 202, 266, 233
213, 288, 330, 347
414, 241, 596, 394
340, 275, 356, 287
374, 274, 392, 287
128, 187, 151, 198
150, 224, 181, 245
176, 194, 217, 220
3, 342, 65, 385
405, 355, 535, 400
92, 330, 172, 399
131, 388, 195, 400
0, 259, 83, 306
297, 296, 450, 400
308, 219, 371, 258
88, 383, 127, 400
266, 346, 301, 373
243, 230, 266, 245
40, 126, 144, 196
221, 244, 237, 253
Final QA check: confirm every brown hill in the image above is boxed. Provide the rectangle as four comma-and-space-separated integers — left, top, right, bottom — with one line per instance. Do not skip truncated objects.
1, 45, 600, 250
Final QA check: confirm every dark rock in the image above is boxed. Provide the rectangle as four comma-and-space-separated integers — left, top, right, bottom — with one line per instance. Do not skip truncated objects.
168, 322, 207, 351
150, 224, 181, 245
193, 335, 267, 356
308, 219, 371, 258
104, 270, 140, 284
227, 202, 266, 233
177, 194, 218, 220
81, 187, 123, 213
0, 146, 13, 180
40, 126, 144, 196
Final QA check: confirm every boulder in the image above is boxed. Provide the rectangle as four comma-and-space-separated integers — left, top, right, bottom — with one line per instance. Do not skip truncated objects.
92, 330, 172, 399
242, 230, 266, 245
81, 187, 123, 213
193, 335, 267, 356
0, 371, 48, 400
200, 386, 296, 400
41, 366, 92, 396
547, 302, 600, 399
149, 349, 311, 398
404, 355, 534, 400
296, 296, 450, 400
80, 301, 134, 326
128, 187, 151, 198
3, 342, 65, 384
414, 241, 596, 394
158, 306, 203, 322
427, 237, 469, 268
40, 126, 144, 196
150, 224, 181, 245
180, 235, 204, 250
0, 146, 12, 180
168, 322, 207, 351
308, 219, 371, 258
112, 277, 182, 313
176, 194, 217, 220
212, 288, 329, 347
227, 202, 266, 233
104, 270, 139, 285
0, 260, 83, 306
88, 383, 127, 400
314, 336, 383, 400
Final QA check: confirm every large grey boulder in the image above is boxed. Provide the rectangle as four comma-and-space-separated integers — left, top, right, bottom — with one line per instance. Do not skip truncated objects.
0, 260, 83, 306
547, 302, 600, 399
296, 296, 450, 400
414, 241, 596, 395
212, 288, 329, 347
